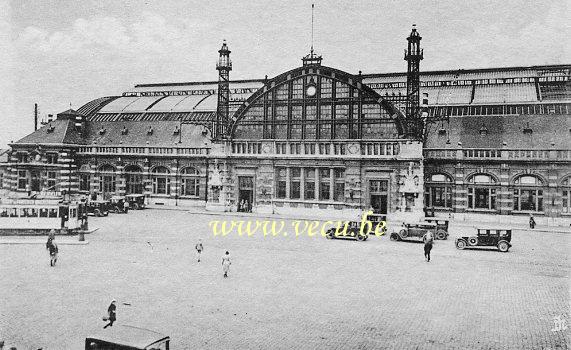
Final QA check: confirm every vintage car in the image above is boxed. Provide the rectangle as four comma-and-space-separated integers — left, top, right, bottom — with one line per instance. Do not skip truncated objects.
86, 200, 109, 217
390, 222, 437, 242
109, 196, 128, 214
456, 227, 512, 252
366, 212, 387, 235
126, 194, 146, 210
85, 324, 170, 350
421, 217, 450, 240
325, 221, 369, 241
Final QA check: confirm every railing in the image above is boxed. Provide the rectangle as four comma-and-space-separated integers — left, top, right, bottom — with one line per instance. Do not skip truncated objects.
77, 146, 210, 156
424, 148, 571, 160
230, 140, 406, 157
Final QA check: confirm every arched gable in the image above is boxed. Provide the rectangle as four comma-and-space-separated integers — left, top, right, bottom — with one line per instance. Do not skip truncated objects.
229, 65, 406, 140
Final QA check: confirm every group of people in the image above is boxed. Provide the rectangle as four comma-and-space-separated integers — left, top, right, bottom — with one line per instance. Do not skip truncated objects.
195, 239, 232, 278
238, 199, 251, 213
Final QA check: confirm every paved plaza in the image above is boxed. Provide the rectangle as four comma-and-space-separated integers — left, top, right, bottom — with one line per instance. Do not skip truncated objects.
0, 210, 569, 349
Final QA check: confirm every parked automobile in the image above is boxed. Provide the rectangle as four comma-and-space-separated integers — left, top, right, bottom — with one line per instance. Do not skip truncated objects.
421, 217, 449, 240
365, 212, 387, 235
109, 196, 127, 214
126, 194, 146, 210
85, 324, 170, 349
325, 221, 369, 241
390, 222, 437, 242
86, 200, 109, 217
456, 227, 512, 252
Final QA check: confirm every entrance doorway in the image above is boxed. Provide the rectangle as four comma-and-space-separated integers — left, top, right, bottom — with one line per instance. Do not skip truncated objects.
369, 180, 388, 214
237, 176, 254, 212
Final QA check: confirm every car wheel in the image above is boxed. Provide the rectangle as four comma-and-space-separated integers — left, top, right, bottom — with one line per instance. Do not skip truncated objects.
498, 241, 509, 252
94, 209, 101, 217
456, 240, 466, 250
399, 229, 408, 238
390, 233, 398, 241
468, 237, 478, 246
436, 230, 447, 240
326, 231, 334, 239
133, 203, 140, 210
356, 234, 366, 241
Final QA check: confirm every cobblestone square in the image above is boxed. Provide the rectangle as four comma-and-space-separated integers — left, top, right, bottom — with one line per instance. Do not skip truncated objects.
1, 210, 569, 349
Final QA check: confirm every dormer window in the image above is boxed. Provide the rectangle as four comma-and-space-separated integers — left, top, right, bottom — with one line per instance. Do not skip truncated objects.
523, 122, 533, 135
46, 123, 55, 133
121, 126, 128, 135
173, 126, 180, 135
99, 127, 106, 135
479, 123, 488, 136
147, 126, 153, 135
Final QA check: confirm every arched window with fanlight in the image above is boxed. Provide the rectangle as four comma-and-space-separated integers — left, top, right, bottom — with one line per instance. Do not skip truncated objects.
467, 174, 498, 210
151, 166, 171, 195
425, 173, 453, 208
512, 175, 544, 212
562, 177, 571, 214
180, 167, 201, 197
124, 165, 143, 194
99, 164, 117, 197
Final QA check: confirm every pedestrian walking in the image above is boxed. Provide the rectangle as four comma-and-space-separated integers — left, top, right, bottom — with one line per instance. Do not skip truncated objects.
195, 239, 203, 262
529, 214, 536, 229
123, 200, 129, 214
222, 251, 231, 278
422, 230, 434, 262
103, 300, 117, 329
46, 233, 58, 267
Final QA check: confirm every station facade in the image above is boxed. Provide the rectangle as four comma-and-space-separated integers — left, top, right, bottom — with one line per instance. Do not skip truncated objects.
2, 28, 570, 224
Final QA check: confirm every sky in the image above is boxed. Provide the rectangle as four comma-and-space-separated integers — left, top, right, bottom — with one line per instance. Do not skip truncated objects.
0, 0, 569, 148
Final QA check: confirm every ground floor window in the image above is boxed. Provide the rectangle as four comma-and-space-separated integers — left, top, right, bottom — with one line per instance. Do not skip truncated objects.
181, 178, 200, 196
102, 175, 116, 194
290, 168, 301, 199
426, 186, 452, 208
468, 187, 497, 210
334, 169, 345, 201
17, 170, 27, 190
513, 188, 543, 211
319, 169, 330, 200
276, 168, 286, 199
563, 190, 570, 214
46, 171, 57, 190
153, 177, 171, 194
304, 169, 315, 200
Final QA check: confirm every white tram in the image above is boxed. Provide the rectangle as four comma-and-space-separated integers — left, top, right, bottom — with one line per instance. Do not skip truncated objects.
0, 200, 85, 234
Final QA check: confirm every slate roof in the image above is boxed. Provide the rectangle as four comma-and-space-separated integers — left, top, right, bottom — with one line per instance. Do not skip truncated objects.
14, 119, 82, 145
425, 114, 571, 149
83, 121, 212, 147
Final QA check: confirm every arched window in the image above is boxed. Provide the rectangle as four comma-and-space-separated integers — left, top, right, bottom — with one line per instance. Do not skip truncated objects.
425, 173, 452, 208
562, 177, 571, 214
467, 174, 497, 210
180, 167, 200, 197
512, 175, 544, 212
152, 166, 171, 195
99, 164, 117, 196
124, 165, 143, 194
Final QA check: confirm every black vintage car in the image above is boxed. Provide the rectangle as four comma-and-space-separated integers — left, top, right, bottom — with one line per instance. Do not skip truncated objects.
421, 217, 450, 240
86, 200, 110, 217
325, 221, 369, 241
455, 227, 512, 252
126, 194, 146, 210
110, 196, 127, 214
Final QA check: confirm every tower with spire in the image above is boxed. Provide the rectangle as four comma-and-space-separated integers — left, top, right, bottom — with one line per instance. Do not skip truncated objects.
404, 24, 424, 139
216, 40, 232, 138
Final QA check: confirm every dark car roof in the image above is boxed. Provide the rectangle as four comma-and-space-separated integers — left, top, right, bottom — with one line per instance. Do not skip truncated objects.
86, 324, 169, 349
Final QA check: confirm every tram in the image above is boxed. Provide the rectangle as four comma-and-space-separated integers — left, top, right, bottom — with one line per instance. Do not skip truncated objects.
0, 200, 86, 235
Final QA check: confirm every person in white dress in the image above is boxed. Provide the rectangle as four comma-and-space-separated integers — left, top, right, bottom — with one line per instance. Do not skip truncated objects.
222, 251, 231, 278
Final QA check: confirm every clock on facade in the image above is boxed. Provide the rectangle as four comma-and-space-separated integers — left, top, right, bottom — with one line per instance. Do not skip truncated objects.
306, 84, 317, 97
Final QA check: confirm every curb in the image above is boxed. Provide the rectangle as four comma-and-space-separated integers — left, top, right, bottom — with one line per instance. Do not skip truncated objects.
0, 240, 90, 245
